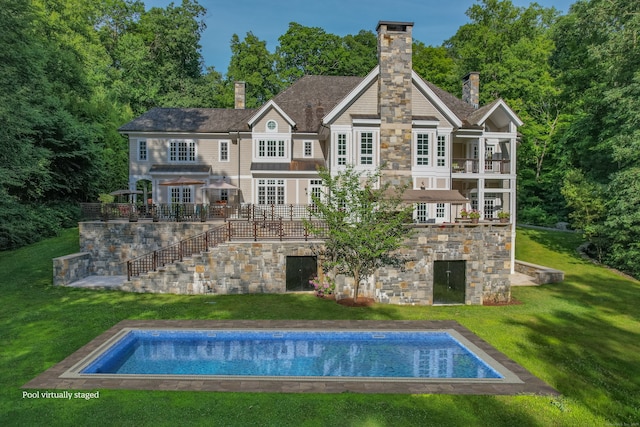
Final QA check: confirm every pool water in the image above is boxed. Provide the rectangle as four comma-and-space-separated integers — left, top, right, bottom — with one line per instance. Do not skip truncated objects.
81, 330, 502, 379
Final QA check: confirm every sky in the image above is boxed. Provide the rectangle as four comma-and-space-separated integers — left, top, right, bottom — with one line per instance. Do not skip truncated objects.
144, 0, 576, 74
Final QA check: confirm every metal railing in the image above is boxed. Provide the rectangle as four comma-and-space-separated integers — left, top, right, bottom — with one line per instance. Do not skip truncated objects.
126, 219, 328, 280
452, 158, 511, 174
81, 203, 321, 222
225, 219, 328, 241
127, 225, 228, 280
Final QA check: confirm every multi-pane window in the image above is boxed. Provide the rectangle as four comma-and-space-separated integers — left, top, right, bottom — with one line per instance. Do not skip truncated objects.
337, 133, 347, 165
170, 187, 192, 204
484, 197, 495, 218
485, 145, 495, 171
359, 132, 373, 165
309, 179, 322, 203
437, 135, 446, 167
257, 179, 285, 205
258, 140, 286, 158
169, 140, 195, 162
436, 203, 445, 218
416, 134, 429, 166
220, 189, 228, 202
303, 141, 313, 157
219, 141, 229, 162
138, 139, 147, 161
416, 203, 428, 223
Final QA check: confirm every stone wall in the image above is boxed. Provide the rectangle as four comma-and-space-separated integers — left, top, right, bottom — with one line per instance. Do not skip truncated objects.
53, 252, 91, 286
116, 222, 512, 305
335, 224, 512, 305
121, 241, 324, 295
78, 221, 215, 276
515, 260, 564, 284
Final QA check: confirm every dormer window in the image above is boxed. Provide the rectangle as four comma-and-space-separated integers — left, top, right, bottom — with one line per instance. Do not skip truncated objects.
266, 120, 277, 132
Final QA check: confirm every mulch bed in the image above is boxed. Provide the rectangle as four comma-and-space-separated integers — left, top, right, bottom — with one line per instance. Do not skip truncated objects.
336, 297, 376, 307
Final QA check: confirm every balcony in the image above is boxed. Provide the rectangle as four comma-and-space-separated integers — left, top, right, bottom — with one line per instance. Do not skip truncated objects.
452, 158, 511, 174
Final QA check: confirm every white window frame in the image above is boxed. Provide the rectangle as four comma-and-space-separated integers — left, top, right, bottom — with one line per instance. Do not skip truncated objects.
436, 134, 447, 167
413, 130, 437, 168
170, 186, 192, 204
137, 139, 147, 161
332, 128, 352, 168
257, 179, 285, 205
357, 130, 377, 167
415, 133, 430, 166
308, 179, 323, 204
436, 203, 446, 218
219, 140, 229, 162
303, 140, 313, 158
169, 139, 196, 162
253, 134, 290, 162
266, 120, 278, 132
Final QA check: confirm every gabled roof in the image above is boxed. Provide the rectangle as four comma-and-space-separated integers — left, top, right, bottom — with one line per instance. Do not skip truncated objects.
466, 99, 523, 127
268, 75, 364, 132
118, 108, 256, 133
248, 100, 296, 129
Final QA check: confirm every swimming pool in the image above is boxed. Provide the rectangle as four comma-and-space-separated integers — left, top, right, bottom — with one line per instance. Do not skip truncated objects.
79, 329, 503, 379
26, 320, 557, 394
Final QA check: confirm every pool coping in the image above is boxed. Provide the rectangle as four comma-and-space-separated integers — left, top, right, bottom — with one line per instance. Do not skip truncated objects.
23, 320, 558, 395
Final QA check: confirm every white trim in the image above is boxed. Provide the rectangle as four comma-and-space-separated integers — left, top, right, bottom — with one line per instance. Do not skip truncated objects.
476, 99, 524, 127
412, 71, 463, 128
303, 140, 313, 158
137, 139, 148, 161
353, 118, 381, 126
322, 66, 380, 125
168, 139, 196, 163
252, 135, 291, 163
248, 100, 296, 129
218, 140, 230, 162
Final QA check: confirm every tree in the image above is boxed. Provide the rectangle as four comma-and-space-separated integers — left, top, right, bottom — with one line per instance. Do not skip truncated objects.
412, 42, 458, 94
305, 166, 413, 301
226, 32, 281, 108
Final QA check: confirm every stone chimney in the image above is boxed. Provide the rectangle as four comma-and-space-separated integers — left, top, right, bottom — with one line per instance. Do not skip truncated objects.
234, 81, 246, 109
377, 21, 414, 187
462, 72, 480, 109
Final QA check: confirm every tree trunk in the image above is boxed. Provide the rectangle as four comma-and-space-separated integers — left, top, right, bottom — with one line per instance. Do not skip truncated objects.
353, 269, 360, 302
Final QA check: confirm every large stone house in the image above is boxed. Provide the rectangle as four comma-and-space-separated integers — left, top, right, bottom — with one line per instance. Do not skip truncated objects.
110, 21, 522, 304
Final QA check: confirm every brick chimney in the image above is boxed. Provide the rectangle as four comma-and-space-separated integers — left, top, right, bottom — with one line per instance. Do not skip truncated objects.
377, 21, 414, 187
462, 72, 480, 109
234, 81, 246, 109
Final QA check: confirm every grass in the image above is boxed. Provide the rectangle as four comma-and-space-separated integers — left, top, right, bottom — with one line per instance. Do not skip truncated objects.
1, 227, 639, 426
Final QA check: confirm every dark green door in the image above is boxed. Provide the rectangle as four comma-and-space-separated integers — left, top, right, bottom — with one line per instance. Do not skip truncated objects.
433, 260, 466, 304
286, 256, 317, 291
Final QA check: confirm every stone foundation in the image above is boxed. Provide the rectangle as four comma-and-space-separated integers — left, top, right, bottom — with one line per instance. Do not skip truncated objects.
56, 221, 513, 305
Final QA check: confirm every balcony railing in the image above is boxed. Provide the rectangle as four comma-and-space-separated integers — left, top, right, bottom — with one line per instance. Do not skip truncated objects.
452, 158, 511, 174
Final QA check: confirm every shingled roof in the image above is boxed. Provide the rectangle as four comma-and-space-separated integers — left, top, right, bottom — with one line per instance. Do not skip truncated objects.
118, 108, 256, 133
118, 73, 488, 134
268, 75, 364, 132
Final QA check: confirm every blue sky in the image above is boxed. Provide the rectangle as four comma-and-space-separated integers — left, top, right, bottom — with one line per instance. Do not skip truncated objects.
144, 0, 576, 74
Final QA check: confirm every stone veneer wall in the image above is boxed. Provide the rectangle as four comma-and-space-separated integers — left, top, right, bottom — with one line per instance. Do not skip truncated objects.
121, 241, 324, 295
334, 224, 512, 305
53, 252, 91, 286
377, 21, 413, 188
116, 223, 511, 305
78, 221, 215, 276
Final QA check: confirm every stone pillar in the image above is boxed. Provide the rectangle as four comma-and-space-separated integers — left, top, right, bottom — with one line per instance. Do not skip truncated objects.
377, 21, 414, 188
234, 81, 246, 109
462, 72, 480, 109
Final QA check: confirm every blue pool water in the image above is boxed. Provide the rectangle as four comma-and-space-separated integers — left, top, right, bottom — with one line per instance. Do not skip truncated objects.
81, 330, 502, 379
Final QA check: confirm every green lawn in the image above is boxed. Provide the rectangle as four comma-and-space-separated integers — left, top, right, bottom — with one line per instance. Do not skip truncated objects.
1, 227, 638, 426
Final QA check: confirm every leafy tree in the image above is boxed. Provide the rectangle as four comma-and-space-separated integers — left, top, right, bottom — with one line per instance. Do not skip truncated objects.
446, 0, 565, 225
412, 42, 458, 94
553, 0, 640, 277
226, 32, 281, 108
305, 166, 413, 302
